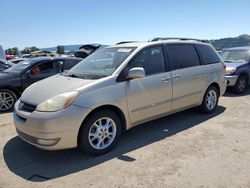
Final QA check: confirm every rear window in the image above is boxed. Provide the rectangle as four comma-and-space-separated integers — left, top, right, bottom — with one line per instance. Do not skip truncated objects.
167, 44, 200, 70
196, 44, 221, 65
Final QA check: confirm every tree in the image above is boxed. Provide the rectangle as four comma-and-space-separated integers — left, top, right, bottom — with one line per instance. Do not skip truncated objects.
5, 47, 19, 55
57, 45, 65, 54
30, 46, 39, 52
21, 47, 31, 54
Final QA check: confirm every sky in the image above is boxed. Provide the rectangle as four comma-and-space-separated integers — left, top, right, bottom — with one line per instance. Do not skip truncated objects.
1, 0, 250, 49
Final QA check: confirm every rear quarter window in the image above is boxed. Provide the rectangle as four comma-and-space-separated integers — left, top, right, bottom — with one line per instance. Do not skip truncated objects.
195, 44, 221, 65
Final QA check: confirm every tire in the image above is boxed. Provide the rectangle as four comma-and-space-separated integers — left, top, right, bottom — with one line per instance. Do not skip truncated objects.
233, 75, 248, 94
0, 89, 17, 112
78, 109, 122, 155
200, 86, 219, 114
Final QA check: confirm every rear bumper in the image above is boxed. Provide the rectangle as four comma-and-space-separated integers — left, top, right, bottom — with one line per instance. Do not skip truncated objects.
225, 75, 238, 86
13, 100, 91, 150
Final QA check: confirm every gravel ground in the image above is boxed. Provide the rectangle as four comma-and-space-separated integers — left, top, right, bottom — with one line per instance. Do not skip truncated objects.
0, 89, 250, 188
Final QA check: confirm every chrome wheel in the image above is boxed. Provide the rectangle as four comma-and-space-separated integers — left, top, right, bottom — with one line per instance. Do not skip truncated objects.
88, 117, 117, 150
0, 91, 15, 111
206, 90, 217, 111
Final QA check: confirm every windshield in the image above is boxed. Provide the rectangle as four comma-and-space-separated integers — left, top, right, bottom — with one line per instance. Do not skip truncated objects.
4, 60, 32, 73
68, 47, 136, 79
221, 50, 250, 63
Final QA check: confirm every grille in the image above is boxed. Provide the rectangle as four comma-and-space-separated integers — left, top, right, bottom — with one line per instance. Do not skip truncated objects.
19, 101, 37, 113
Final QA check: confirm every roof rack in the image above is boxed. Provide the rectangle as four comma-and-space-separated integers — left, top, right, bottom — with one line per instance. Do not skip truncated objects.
116, 41, 138, 45
148, 37, 209, 43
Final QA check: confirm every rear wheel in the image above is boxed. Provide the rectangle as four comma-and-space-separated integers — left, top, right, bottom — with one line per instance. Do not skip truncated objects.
78, 109, 122, 155
233, 75, 248, 94
200, 86, 219, 114
0, 89, 17, 112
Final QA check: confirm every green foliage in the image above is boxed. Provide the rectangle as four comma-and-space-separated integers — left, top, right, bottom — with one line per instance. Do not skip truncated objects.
5, 47, 19, 55
30, 46, 40, 52
57, 45, 65, 54
21, 47, 31, 54
21, 46, 40, 54
211, 34, 250, 49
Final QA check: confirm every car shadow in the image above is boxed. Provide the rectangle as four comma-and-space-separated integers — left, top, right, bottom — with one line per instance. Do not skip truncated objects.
223, 87, 250, 97
3, 106, 226, 182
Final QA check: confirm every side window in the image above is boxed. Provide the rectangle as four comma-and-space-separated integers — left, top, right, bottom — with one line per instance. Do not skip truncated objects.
31, 61, 61, 75
167, 44, 200, 70
195, 44, 221, 65
129, 46, 165, 76
64, 59, 79, 70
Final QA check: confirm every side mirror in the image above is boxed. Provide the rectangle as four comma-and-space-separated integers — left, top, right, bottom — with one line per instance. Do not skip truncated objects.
127, 67, 145, 80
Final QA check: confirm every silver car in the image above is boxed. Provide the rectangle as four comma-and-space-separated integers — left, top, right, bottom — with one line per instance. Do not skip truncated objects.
13, 38, 227, 155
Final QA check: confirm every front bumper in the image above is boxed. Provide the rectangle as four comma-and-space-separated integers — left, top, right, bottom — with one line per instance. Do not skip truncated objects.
225, 75, 239, 86
13, 100, 91, 150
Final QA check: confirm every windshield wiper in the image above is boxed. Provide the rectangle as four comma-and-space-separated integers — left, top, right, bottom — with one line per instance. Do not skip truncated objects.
64, 73, 86, 79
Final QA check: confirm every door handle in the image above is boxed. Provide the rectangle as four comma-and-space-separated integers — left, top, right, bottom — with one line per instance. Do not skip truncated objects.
162, 77, 171, 82
173, 75, 181, 79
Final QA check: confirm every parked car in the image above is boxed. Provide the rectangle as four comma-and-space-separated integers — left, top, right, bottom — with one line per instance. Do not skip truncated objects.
74, 44, 107, 58
13, 38, 226, 155
0, 57, 82, 112
11, 58, 26, 64
0, 59, 14, 71
221, 46, 250, 93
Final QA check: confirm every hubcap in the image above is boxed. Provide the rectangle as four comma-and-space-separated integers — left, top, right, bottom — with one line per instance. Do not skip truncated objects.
238, 79, 246, 92
0, 92, 15, 111
206, 90, 217, 111
88, 117, 117, 150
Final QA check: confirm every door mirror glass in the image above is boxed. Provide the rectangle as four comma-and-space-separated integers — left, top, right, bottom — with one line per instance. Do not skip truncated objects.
127, 67, 145, 80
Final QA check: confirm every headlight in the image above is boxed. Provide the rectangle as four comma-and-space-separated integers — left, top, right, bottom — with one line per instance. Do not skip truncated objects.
36, 91, 78, 112
226, 67, 237, 75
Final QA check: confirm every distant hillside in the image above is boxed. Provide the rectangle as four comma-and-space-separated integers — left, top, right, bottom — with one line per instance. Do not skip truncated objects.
42, 44, 83, 52
40, 34, 250, 52
211, 34, 250, 50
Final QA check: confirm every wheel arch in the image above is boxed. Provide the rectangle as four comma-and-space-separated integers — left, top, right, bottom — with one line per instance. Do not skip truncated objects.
0, 87, 21, 98
208, 82, 220, 96
77, 104, 127, 145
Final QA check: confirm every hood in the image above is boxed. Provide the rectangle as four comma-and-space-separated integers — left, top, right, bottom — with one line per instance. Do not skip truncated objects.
224, 61, 246, 69
21, 74, 96, 105
0, 72, 18, 85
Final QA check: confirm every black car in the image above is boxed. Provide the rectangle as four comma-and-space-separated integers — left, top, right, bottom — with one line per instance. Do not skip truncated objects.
0, 57, 82, 112
0, 59, 14, 71
74, 44, 107, 58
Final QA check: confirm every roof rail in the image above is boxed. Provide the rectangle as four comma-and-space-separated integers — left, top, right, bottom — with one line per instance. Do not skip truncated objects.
149, 37, 209, 43
116, 41, 138, 45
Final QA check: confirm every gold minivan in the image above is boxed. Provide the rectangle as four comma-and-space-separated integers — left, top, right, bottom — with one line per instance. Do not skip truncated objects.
14, 38, 227, 155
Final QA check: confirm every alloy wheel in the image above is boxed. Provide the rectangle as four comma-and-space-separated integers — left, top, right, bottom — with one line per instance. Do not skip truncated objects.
0, 91, 15, 111
206, 90, 217, 111
88, 117, 117, 150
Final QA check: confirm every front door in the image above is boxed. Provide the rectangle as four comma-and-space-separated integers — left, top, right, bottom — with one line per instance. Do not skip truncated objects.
21, 60, 62, 90
125, 46, 173, 125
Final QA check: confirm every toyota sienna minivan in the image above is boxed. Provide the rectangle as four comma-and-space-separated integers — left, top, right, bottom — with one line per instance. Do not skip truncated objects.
14, 38, 226, 155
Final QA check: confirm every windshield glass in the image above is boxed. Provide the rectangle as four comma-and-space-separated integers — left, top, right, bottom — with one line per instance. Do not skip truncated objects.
68, 47, 136, 79
4, 60, 32, 73
221, 50, 250, 63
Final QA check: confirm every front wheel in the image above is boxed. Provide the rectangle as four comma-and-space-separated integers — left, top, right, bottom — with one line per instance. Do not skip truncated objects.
78, 109, 122, 155
0, 89, 17, 112
200, 86, 219, 114
233, 75, 248, 94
